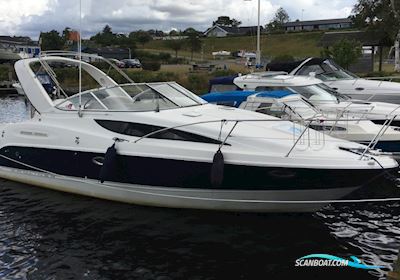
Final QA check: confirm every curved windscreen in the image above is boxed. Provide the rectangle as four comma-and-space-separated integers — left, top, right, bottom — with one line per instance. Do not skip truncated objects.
296, 59, 358, 81
56, 82, 206, 112
281, 99, 319, 120
288, 85, 339, 104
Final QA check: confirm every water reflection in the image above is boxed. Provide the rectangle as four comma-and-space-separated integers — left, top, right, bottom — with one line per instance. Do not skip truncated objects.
0, 95, 30, 123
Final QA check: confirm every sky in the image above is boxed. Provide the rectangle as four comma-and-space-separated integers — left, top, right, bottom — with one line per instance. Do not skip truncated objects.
0, 0, 356, 39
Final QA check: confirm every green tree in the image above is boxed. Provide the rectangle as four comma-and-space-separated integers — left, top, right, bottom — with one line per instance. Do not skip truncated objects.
183, 27, 200, 36
165, 39, 184, 58
322, 39, 362, 69
352, 0, 400, 70
90, 25, 116, 46
61, 27, 72, 44
186, 32, 202, 60
129, 30, 152, 47
212, 16, 241, 27
169, 30, 180, 36
40, 30, 64, 51
116, 34, 136, 52
266, 7, 290, 32
390, 0, 400, 71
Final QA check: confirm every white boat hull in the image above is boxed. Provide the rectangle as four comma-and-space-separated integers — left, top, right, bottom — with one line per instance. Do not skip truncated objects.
0, 166, 358, 213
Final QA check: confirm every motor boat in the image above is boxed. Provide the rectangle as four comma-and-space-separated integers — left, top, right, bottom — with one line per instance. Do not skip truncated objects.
12, 73, 56, 97
231, 72, 400, 128
201, 90, 400, 155
12, 82, 25, 96
267, 58, 400, 104
0, 53, 397, 213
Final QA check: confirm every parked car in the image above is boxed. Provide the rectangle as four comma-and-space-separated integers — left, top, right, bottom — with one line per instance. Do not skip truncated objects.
108, 58, 126, 68
121, 58, 142, 68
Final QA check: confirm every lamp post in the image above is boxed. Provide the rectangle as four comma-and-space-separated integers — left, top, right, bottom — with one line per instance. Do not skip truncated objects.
244, 0, 261, 68
256, 0, 261, 68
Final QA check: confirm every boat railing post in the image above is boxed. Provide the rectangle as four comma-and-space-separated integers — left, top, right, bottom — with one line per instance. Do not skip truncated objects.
218, 121, 239, 150
359, 115, 396, 159
371, 115, 397, 150
286, 121, 312, 158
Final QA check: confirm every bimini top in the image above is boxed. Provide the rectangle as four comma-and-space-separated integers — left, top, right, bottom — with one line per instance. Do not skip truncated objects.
201, 90, 295, 108
14, 54, 206, 114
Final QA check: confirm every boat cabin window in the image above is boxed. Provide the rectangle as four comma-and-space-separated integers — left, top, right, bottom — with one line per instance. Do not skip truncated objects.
95, 120, 222, 144
56, 82, 204, 112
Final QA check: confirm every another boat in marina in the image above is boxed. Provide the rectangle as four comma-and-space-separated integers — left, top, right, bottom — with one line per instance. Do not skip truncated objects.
0, 36, 40, 62
231, 72, 400, 128
202, 90, 400, 155
267, 57, 400, 104
12, 82, 25, 96
0, 53, 397, 213
12, 72, 55, 97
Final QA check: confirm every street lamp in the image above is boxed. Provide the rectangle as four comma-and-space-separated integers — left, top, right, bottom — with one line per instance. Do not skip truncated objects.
244, 0, 261, 68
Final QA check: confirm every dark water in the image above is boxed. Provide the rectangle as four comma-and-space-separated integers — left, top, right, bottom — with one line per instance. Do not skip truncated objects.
0, 95, 400, 280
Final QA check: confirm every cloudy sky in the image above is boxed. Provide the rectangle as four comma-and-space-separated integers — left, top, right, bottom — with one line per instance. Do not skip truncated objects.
0, 0, 356, 38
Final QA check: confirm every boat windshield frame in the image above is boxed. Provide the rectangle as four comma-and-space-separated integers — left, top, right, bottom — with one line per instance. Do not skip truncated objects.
280, 97, 320, 120
55, 82, 206, 113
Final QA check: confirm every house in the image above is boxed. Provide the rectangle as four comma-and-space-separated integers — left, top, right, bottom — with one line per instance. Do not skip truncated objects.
283, 18, 352, 32
204, 25, 263, 38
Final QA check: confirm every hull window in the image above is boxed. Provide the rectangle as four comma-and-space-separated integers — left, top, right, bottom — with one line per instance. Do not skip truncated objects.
95, 120, 223, 144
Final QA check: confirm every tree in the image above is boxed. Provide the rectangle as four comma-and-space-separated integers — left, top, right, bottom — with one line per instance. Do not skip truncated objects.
61, 27, 72, 44
322, 39, 362, 69
352, 0, 400, 71
212, 16, 241, 27
165, 39, 184, 58
183, 27, 200, 36
186, 32, 202, 60
116, 34, 136, 51
169, 30, 180, 36
40, 30, 64, 51
147, 29, 165, 37
390, 0, 400, 71
90, 25, 116, 46
267, 7, 290, 32
129, 30, 152, 47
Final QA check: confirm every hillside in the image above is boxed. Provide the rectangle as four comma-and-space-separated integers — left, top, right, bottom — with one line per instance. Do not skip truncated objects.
140, 31, 324, 60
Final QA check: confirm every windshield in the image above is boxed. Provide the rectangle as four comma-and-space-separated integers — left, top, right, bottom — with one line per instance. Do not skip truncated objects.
56, 82, 205, 112
316, 83, 350, 101
288, 85, 339, 104
297, 59, 358, 81
282, 99, 319, 120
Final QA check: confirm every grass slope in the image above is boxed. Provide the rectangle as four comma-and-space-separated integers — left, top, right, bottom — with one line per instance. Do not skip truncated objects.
140, 32, 324, 60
